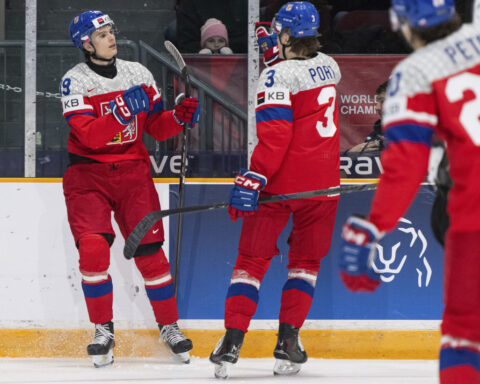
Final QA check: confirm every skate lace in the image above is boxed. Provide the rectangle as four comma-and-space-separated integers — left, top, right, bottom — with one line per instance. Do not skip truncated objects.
93, 324, 113, 345
161, 323, 186, 345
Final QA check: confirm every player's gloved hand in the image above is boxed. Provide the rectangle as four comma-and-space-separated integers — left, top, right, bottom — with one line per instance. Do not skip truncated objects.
339, 216, 383, 292
110, 85, 149, 125
255, 22, 280, 67
173, 93, 200, 128
228, 169, 267, 222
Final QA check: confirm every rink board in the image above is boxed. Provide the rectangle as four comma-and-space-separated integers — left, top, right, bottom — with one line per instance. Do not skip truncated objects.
0, 179, 444, 358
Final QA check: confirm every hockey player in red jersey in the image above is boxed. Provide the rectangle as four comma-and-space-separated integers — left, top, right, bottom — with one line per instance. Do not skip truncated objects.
209, 2, 341, 378
338, 1, 480, 383
61, 10, 199, 367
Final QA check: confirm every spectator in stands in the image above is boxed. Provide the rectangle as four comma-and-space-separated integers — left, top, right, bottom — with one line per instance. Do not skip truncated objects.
176, 0, 248, 53
199, 18, 233, 54
344, 80, 388, 154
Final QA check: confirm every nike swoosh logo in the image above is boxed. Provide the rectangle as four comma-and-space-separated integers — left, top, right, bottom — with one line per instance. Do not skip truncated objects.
153, 229, 159, 234
87, 88, 96, 92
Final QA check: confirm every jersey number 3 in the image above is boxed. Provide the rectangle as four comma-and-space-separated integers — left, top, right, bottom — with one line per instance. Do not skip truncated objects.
445, 72, 480, 145
316, 86, 337, 138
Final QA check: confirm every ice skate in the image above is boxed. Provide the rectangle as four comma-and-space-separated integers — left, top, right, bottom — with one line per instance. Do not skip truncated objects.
273, 323, 307, 375
159, 322, 193, 363
209, 328, 245, 379
87, 321, 115, 368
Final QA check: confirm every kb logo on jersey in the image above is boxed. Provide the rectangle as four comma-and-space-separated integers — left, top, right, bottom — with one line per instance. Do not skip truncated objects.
256, 87, 291, 107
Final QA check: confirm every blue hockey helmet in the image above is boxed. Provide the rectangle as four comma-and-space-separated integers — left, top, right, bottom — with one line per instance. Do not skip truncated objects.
69, 10, 115, 49
390, 0, 455, 31
273, 1, 320, 38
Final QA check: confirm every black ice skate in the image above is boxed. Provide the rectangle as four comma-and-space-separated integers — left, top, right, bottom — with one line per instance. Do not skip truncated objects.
209, 328, 245, 379
273, 323, 307, 375
87, 321, 115, 368
159, 322, 193, 363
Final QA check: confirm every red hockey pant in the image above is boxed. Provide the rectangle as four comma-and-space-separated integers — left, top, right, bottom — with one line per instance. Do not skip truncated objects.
225, 198, 338, 332
440, 230, 480, 383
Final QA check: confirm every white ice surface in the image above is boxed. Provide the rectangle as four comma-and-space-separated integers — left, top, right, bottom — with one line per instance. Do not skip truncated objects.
0, 357, 438, 384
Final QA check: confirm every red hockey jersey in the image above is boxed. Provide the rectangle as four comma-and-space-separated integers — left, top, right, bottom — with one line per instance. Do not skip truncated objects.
60, 59, 182, 163
251, 52, 341, 199
370, 23, 480, 233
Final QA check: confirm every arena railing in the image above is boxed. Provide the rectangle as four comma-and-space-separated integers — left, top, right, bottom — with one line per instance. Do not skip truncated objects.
0, 40, 247, 177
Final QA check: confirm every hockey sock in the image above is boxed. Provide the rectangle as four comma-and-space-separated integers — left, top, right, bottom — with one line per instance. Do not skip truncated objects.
78, 234, 113, 324
225, 282, 259, 333
440, 347, 480, 384
279, 278, 315, 328
135, 247, 179, 325
82, 275, 113, 324
145, 279, 179, 325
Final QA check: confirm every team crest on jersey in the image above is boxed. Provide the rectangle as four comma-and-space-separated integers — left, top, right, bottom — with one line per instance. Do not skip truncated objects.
100, 101, 138, 145
256, 87, 291, 107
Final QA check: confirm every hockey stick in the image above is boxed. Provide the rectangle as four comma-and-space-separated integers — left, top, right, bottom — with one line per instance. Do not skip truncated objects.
123, 183, 378, 260
164, 40, 191, 297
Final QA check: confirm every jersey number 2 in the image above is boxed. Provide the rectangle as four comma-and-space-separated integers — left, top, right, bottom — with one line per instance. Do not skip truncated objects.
316, 86, 337, 137
445, 72, 480, 145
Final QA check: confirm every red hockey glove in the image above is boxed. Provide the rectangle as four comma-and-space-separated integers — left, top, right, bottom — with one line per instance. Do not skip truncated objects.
173, 93, 200, 128
338, 216, 383, 292
255, 22, 281, 67
228, 169, 267, 222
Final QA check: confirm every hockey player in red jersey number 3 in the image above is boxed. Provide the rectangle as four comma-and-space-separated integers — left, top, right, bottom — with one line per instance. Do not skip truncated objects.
209, 2, 341, 378
60, 10, 199, 367
338, 1, 480, 383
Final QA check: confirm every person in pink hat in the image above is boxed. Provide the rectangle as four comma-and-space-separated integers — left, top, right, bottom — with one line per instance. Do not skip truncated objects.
199, 18, 233, 54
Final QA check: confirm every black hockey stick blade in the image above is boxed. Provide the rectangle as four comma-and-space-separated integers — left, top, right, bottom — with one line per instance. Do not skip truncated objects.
164, 40, 191, 96
123, 183, 377, 260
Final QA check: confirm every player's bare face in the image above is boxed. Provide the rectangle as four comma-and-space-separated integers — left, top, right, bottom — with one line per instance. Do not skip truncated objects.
87, 26, 117, 63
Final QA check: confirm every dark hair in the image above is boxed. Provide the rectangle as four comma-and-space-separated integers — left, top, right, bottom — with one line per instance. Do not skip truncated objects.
376, 81, 389, 95
282, 28, 321, 56
411, 13, 462, 44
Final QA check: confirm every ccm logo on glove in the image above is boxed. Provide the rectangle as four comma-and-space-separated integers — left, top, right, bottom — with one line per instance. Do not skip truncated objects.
234, 175, 264, 191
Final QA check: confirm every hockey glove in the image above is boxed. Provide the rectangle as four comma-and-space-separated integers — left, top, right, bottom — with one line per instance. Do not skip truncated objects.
173, 93, 200, 128
228, 169, 267, 222
339, 216, 383, 292
255, 22, 280, 67
110, 85, 149, 125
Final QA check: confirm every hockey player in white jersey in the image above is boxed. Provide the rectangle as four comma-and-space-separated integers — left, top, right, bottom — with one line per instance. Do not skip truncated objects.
209, 1, 341, 379
338, 1, 480, 383
61, 10, 199, 367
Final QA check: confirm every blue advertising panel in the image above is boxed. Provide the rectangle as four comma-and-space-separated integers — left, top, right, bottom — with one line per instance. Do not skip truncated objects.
170, 184, 444, 320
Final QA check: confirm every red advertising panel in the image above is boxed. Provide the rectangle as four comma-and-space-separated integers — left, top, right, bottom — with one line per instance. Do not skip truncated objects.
184, 54, 405, 154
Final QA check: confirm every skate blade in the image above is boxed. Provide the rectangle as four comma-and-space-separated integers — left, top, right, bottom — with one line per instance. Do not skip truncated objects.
173, 351, 190, 364
159, 337, 191, 364
273, 358, 301, 375
214, 361, 232, 379
92, 350, 114, 368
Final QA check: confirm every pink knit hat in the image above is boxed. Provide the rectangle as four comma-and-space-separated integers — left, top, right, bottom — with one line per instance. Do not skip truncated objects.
201, 18, 229, 47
